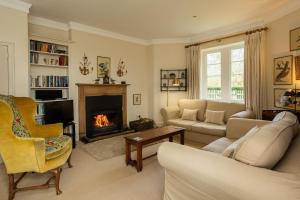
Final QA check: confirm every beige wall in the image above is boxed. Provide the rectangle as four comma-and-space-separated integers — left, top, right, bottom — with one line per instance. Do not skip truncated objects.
266, 8, 300, 109
69, 30, 152, 135
151, 44, 187, 125
0, 6, 29, 96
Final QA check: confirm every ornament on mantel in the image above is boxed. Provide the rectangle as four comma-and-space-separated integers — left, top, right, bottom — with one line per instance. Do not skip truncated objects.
116, 59, 127, 77
79, 53, 93, 75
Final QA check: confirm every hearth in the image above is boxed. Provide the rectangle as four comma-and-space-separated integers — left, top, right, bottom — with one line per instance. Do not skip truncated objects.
86, 95, 123, 138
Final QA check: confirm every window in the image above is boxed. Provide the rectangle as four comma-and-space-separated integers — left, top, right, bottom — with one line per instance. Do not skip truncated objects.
201, 42, 244, 102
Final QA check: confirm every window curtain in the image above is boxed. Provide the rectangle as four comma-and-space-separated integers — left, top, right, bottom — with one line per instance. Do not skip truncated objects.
186, 46, 200, 99
245, 31, 267, 119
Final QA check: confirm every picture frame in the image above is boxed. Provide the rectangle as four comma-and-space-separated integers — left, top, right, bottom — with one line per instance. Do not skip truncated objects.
97, 56, 111, 78
295, 56, 300, 80
290, 27, 300, 51
133, 94, 141, 105
273, 55, 293, 85
274, 88, 300, 111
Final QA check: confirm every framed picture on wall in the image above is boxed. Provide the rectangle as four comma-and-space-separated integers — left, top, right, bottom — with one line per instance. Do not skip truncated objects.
295, 56, 300, 80
274, 88, 293, 110
290, 27, 300, 51
273, 55, 293, 85
97, 56, 111, 78
133, 94, 141, 105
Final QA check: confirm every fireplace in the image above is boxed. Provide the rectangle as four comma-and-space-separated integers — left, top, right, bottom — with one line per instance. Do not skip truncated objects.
86, 95, 123, 138
76, 83, 128, 140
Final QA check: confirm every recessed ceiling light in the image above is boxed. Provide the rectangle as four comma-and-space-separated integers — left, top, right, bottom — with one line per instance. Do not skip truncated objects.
192, 16, 197, 18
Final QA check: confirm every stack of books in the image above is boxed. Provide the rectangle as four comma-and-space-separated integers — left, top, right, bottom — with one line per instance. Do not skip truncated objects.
31, 75, 69, 88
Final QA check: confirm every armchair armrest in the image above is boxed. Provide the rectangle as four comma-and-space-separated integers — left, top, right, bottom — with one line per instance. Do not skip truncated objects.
230, 110, 256, 119
158, 142, 300, 200
226, 118, 271, 139
160, 106, 180, 125
3, 136, 45, 173
31, 123, 63, 138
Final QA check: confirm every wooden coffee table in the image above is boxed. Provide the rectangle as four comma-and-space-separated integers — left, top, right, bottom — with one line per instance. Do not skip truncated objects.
124, 125, 185, 172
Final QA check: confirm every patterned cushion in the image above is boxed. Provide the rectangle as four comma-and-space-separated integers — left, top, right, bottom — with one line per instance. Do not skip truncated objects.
0, 95, 31, 137
45, 135, 72, 160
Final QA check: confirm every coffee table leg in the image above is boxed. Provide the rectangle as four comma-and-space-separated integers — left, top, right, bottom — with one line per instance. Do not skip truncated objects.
169, 136, 173, 142
136, 144, 143, 172
125, 140, 131, 165
180, 133, 185, 145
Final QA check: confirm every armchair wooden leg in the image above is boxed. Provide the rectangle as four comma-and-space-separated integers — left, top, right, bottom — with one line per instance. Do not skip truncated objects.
8, 174, 15, 200
53, 168, 62, 195
67, 153, 73, 168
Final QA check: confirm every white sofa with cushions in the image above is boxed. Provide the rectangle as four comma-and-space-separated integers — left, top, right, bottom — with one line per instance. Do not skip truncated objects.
160, 99, 255, 144
158, 111, 300, 200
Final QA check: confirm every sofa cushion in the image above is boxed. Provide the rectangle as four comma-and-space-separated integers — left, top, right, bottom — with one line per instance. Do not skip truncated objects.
181, 109, 198, 121
45, 135, 72, 160
202, 137, 235, 153
205, 110, 225, 125
178, 99, 207, 121
274, 134, 300, 175
206, 100, 245, 123
167, 119, 198, 131
191, 122, 226, 137
234, 121, 294, 169
222, 126, 259, 158
273, 111, 299, 136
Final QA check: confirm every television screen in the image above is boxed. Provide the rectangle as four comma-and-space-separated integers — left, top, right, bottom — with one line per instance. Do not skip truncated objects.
44, 100, 74, 126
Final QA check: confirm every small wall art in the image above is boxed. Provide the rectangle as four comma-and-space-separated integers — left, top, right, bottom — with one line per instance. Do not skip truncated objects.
97, 56, 111, 78
273, 55, 293, 85
133, 94, 141, 105
290, 27, 300, 51
295, 56, 300, 80
79, 53, 93, 75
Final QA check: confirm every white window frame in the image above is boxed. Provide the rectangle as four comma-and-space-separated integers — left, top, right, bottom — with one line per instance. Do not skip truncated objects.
201, 41, 245, 103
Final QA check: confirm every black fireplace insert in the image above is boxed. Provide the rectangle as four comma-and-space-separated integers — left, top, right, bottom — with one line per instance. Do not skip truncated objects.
85, 95, 123, 138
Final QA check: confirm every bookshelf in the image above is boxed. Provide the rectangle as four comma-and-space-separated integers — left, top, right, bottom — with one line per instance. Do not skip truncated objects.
29, 39, 70, 124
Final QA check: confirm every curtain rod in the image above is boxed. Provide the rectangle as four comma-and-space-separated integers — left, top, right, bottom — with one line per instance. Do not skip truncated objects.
185, 27, 268, 48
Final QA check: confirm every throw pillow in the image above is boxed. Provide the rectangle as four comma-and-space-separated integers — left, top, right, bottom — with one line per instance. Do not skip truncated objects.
181, 109, 198, 121
205, 110, 225, 125
234, 120, 294, 169
222, 126, 259, 158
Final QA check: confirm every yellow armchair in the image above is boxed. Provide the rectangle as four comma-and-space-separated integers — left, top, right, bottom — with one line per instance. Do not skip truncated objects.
0, 96, 72, 200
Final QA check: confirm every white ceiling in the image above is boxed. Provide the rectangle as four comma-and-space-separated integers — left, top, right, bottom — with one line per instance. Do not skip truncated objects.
22, 0, 299, 40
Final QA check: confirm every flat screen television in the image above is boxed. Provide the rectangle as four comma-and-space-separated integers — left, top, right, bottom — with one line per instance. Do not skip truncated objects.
44, 100, 74, 126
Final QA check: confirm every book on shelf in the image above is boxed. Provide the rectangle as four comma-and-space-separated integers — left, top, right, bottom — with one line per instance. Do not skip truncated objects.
31, 75, 69, 88
30, 53, 68, 66
30, 40, 68, 54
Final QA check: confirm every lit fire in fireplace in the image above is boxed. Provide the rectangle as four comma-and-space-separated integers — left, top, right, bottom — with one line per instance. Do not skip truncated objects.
94, 114, 111, 127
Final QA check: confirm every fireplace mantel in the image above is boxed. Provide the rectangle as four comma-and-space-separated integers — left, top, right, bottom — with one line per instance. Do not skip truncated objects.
76, 83, 129, 138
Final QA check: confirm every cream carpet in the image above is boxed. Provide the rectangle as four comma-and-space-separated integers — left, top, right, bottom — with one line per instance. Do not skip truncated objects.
0, 147, 164, 200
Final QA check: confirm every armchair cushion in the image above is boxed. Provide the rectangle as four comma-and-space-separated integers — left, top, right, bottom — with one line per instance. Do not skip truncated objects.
0, 95, 31, 138
45, 135, 72, 160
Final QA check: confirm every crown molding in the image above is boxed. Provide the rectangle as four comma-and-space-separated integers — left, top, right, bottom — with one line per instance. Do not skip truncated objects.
151, 37, 191, 45
263, 0, 300, 24
29, 16, 69, 31
0, 0, 31, 13
69, 22, 151, 46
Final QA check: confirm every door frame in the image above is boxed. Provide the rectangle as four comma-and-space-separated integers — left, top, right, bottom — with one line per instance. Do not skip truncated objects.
0, 41, 15, 95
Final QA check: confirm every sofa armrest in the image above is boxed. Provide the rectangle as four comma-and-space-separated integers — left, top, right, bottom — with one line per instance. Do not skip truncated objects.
31, 123, 63, 138
158, 142, 300, 200
226, 118, 271, 139
230, 110, 255, 119
160, 106, 180, 125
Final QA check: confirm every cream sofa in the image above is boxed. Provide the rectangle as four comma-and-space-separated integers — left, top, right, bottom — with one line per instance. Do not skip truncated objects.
158, 113, 300, 200
161, 99, 255, 144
